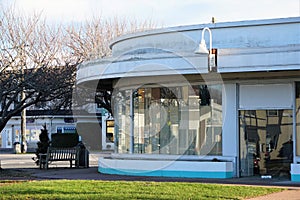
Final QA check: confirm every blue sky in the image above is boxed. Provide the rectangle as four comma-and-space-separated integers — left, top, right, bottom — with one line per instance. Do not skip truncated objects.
1, 0, 300, 27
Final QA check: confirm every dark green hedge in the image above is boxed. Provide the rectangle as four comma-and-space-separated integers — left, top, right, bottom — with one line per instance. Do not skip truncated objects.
51, 133, 79, 148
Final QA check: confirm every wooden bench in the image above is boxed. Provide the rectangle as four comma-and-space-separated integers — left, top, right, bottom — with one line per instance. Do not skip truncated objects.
39, 146, 80, 169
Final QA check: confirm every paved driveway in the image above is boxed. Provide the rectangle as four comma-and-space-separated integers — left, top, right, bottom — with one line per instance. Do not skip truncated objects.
0, 152, 106, 169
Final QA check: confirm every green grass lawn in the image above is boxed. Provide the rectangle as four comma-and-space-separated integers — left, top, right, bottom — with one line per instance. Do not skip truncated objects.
0, 180, 283, 200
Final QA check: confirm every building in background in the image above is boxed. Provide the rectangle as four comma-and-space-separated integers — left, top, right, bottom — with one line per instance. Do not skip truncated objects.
0, 104, 108, 152
1, 110, 77, 151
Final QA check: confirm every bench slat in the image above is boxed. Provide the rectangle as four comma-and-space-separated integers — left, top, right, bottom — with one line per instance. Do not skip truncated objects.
42, 146, 80, 169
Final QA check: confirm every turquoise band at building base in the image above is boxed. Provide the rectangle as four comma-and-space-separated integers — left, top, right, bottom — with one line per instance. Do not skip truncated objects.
99, 167, 233, 179
291, 174, 300, 182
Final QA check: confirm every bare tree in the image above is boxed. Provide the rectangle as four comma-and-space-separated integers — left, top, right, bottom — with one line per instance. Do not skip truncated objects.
65, 16, 156, 61
65, 16, 157, 115
0, 5, 157, 137
0, 8, 75, 134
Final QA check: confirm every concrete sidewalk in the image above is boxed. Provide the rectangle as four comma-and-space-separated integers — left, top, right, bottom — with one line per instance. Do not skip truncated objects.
27, 167, 300, 186
246, 190, 300, 200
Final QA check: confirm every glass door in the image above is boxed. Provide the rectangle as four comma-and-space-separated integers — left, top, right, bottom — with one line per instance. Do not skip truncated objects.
239, 110, 293, 177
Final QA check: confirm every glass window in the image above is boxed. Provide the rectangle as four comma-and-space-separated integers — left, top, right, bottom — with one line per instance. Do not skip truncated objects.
114, 89, 131, 153
296, 82, 300, 156
0, 131, 2, 147
63, 127, 76, 134
114, 84, 223, 156
29, 129, 39, 142
240, 109, 293, 177
188, 85, 222, 155
56, 127, 76, 134
57, 127, 63, 133
106, 120, 114, 143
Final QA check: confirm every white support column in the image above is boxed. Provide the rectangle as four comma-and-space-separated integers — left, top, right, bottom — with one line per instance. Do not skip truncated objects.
222, 83, 238, 177
293, 82, 297, 164
129, 90, 134, 154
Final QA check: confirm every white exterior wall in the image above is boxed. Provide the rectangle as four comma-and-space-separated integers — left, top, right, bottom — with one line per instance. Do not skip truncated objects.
99, 157, 233, 178
78, 17, 300, 86
110, 18, 300, 57
239, 84, 294, 110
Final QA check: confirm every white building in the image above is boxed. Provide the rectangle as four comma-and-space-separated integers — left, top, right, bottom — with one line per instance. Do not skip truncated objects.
0, 110, 78, 151
76, 17, 300, 181
0, 108, 107, 152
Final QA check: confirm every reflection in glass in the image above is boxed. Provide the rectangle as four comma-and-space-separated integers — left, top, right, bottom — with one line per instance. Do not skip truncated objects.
114, 90, 131, 153
239, 110, 293, 177
106, 120, 114, 143
296, 82, 300, 156
114, 84, 223, 155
